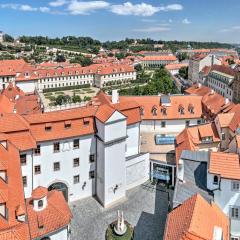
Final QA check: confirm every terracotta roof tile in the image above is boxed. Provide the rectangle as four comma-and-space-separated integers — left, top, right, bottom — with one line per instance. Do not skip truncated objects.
209, 152, 240, 180
32, 187, 48, 200
27, 190, 72, 239
175, 123, 220, 162
164, 194, 229, 240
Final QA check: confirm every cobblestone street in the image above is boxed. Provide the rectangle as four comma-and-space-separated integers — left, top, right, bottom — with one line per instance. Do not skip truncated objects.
70, 182, 172, 240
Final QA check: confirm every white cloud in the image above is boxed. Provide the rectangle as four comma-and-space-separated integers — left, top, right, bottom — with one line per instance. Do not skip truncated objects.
49, 0, 68, 7
0, 3, 53, 13
67, 0, 110, 15
133, 26, 171, 33
159, 4, 183, 11
182, 18, 191, 24
111, 2, 159, 17
39, 7, 51, 13
19, 4, 37, 11
110, 2, 183, 17
141, 19, 157, 23
220, 26, 240, 33
0, 3, 37, 11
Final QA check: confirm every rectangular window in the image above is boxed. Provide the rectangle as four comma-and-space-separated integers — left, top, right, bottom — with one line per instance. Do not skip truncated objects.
185, 120, 190, 127
34, 165, 41, 175
73, 139, 79, 149
20, 154, 27, 165
53, 162, 60, 171
231, 207, 240, 219
53, 142, 60, 153
22, 176, 27, 187
73, 158, 80, 167
89, 154, 95, 163
64, 121, 71, 129
221, 132, 226, 140
0, 203, 7, 219
161, 121, 166, 128
89, 171, 95, 179
197, 120, 201, 125
232, 181, 240, 192
34, 145, 41, 156
73, 175, 80, 184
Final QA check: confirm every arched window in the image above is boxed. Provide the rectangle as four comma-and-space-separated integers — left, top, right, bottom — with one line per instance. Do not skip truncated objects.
41, 237, 50, 240
38, 200, 43, 208
161, 107, 167, 116
152, 106, 157, 116
178, 105, 184, 115
213, 175, 219, 185
188, 104, 194, 114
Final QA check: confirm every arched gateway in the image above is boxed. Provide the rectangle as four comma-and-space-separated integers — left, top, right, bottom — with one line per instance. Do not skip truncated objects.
48, 182, 68, 201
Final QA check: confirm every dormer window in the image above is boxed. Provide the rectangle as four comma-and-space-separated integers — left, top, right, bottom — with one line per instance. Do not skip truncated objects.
152, 106, 157, 116
188, 104, 194, 114
61, 72, 65, 76
0, 203, 7, 220
178, 105, 184, 115
140, 107, 144, 116
83, 118, 90, 126
201, 136, 213, 143
38, 200, 43, 208
213, 175, 219, 185
45, 123, 52, 131
0, 170, 7, 182
161, 107, 167, 116
64, 121, 71, 129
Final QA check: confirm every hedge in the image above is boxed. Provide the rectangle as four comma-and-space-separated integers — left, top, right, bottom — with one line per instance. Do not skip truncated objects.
42, 84, 91, 93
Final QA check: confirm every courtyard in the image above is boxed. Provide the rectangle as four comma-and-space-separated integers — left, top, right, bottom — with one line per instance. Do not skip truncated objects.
70, 182, 172, 240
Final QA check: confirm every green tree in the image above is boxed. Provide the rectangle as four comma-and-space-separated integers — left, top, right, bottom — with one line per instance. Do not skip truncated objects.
179, 67, 188, 79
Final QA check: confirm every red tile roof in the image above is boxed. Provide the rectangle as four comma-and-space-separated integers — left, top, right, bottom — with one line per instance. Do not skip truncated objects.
27, 189, 72, 239
164, 194, 229, 240
0, 59, 27, 76
118, 95, 203, 120
0, 141, 30, 239
95, 104, 117, 123
209, 152, 240, 180
211, 64, 236, 77
165, 63, 188, 70
32, 187, 48, 200
175, 123, 220, 162
1, 83, 25, 102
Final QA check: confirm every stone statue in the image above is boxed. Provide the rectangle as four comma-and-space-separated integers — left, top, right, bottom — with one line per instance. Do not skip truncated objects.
114, 210, 127, 235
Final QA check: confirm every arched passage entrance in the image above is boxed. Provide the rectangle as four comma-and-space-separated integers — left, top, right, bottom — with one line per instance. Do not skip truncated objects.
48, 182, 68, 202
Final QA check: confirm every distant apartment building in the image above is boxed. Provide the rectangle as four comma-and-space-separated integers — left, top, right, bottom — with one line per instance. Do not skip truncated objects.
206, 65, 236, 101
233, 65, 240, 103
141, 55, 177, 69
178, 48, 238, 59
165, 63, 188, 75
188, 54, 221, 84
0, 59, 137, 92
0, 31, 3, 43
138, 50, 173, 56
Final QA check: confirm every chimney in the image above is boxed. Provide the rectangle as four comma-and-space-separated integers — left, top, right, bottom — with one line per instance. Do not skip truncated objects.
210, 89, 215, 95
198, 83, 202, 88
112, 89, 119, 104
225, 98, 229, 105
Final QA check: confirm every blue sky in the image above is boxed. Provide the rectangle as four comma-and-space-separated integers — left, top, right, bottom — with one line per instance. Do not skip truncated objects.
0, 0, 239, 43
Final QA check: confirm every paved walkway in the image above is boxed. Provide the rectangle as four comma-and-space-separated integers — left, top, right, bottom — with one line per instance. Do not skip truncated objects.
70, 182, 172, 240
